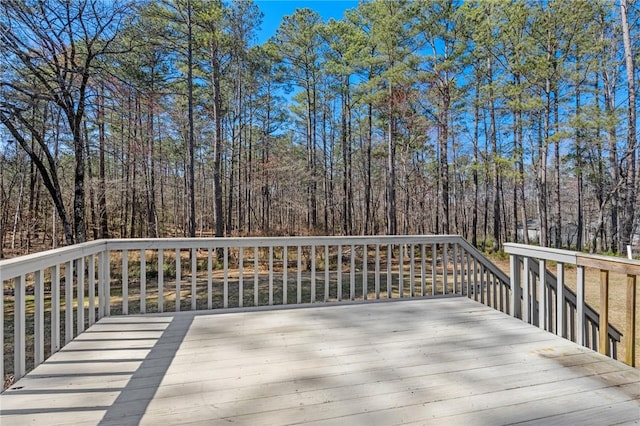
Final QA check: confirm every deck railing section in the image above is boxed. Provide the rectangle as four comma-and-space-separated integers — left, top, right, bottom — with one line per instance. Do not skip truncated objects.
505, 243, 637, 367
1, 235, 512, 388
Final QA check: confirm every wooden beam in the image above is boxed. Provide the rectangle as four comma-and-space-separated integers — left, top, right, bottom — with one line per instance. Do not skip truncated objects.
599, 269, 609, 357
625, 274, 637, 367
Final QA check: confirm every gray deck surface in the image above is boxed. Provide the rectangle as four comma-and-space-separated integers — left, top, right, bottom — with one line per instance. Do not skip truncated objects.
1, 297, 639, 425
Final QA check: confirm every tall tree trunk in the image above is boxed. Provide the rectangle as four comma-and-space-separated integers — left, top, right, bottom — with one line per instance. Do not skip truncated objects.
97, 83, 109, 238
620, 0, 637, 252
387, 83, 397, 235
488, 57, 500, 250
472, 80, 479, 247
187, 0, 196, 238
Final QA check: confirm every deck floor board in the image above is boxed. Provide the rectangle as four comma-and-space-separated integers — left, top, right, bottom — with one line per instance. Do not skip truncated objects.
1, 297, 639, 425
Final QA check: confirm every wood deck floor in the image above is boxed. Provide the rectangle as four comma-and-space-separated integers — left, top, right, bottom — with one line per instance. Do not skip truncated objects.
1, 296, 639, 425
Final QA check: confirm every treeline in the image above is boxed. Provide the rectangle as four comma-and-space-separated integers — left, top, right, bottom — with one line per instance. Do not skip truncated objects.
0, 0, 637, 258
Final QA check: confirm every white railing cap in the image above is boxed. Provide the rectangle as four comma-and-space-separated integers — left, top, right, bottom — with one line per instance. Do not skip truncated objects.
503, 243, 579, 264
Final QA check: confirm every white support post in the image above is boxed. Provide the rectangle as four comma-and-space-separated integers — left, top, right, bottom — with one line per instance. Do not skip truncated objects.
410, 244, 415, 297
432, 244, 437, 295
350, 244, 355, 300
576, 265, 585, 346
398, 244, 404, 298
387, 244, 392, 298
268, 246, 274, 305
175, 249, 181, 312
522, 257, 530, 323
539, 259, 546, 330
223, 247, 229, 308
311, 245, 316, 302
158, 250, 165, 313
88, 255, 95, 325
122, 250, 128, 315
295, 246, 301, 304
421, 244, 426, 297
207, 248, 212, 310
556, 262, 565, 337
77, 257, 85, 333
191, 248, 198, 310
104, 251, 111, 317
65, 260, 73, 344
324, 245, 329, 302
282, 246, 287, 305
14, 275, 26, 381
509, 255, 521, 318
375, 244, 381, 299
254, 247, 259, 306
34, 269, 44, 366
453, 244, 458, 294
238, 247, 244, 308
443, 242, 448, 294
51, 264, 60, 353
337, 245, 343, 301
140, 250, 147, 314
362, 244, 368, 300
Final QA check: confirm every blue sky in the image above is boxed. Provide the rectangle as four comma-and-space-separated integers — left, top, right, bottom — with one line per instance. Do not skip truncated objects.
254, 1, 359, 43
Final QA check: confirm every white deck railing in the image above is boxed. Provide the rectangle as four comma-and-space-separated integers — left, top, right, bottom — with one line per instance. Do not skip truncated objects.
505, 243, 637, 367
1, 236, 627, 390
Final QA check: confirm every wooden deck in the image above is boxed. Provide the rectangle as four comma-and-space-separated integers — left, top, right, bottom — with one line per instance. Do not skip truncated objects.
1, 297, 639, 425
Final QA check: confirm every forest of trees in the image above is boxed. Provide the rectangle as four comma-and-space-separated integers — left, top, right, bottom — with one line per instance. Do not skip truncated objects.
0, 0, 638, 259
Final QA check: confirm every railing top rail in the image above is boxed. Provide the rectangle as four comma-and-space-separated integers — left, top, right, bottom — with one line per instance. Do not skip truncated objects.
577, 253, 640, 275
505, 243, 640, 276
504, 243, 578, 264
456, 238, 510, 286
0, 240, 107, 282
0, 235, 469, 281
104, 235, 466, 251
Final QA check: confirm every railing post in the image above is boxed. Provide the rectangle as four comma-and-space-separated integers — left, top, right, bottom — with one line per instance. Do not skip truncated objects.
88, 254, 96, 325
238, 247, 244, 308
158, 249, 165, 313
14, 275, 26, 381
362, 244, 367, 300
77, 257, 85, 333
65, 260, 74, 344
34, 269, 44, 366
175, 249, 181, 312
254, 247, 259, 306
223, 246, 229, 308
337, 245, 343, 301
538, 259, 546, 330
398, 244, 404, 298
193, 248, 200, 309
206, 248, 212, 310
576, 265, 585, 346
443, 243, 448, 294
140, 250, 146, 314
522, 257, 530, 323
122, 250, 128, 315
311, 245, 316, 302
52, 264, 60, 352
324, 245, 329, 302
421, 244, 426, 297
410, 244, 415, 297
453, 244, 458, 294
509, 254, 521, 319
375, 244, 380, 299
268, 246, 274, 306
625, 274, 636, 367
599, 269, 610, 356
556, 262, 564, 337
